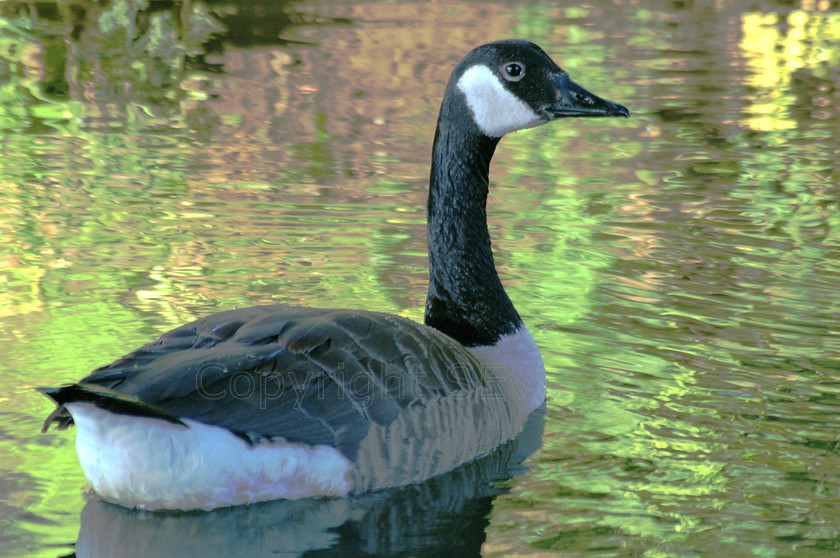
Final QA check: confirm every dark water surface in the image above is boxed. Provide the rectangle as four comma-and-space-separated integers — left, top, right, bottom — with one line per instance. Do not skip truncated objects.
2, 1, 840, 556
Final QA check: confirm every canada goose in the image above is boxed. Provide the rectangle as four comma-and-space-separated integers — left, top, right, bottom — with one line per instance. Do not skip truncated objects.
40, 40, 629, 511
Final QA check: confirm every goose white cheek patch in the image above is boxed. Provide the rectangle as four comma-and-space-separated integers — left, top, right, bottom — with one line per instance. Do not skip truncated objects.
457, 65, 545, 137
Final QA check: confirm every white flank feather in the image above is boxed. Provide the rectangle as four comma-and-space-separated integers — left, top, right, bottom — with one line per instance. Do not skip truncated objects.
67, 402, 353, 511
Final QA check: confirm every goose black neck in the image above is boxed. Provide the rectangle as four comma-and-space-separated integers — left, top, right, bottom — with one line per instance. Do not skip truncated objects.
423, 104, 523, 347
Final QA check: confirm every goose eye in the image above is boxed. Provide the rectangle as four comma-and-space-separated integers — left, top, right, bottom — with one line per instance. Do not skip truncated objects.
502, 62, 525, 81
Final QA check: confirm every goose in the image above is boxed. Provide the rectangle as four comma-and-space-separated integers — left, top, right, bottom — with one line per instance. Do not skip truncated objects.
40, 39, 628, 511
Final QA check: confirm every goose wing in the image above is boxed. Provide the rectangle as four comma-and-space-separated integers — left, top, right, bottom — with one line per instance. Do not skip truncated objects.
41, 305, 487, 459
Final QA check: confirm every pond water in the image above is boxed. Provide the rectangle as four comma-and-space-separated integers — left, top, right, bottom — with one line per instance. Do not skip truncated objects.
2, 0, 840, 556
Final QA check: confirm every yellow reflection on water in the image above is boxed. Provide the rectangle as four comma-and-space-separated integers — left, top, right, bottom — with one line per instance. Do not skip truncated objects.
740, 7, 840, 131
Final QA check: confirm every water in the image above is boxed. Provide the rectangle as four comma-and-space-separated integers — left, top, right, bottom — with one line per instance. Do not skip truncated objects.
2, 0, 840, 556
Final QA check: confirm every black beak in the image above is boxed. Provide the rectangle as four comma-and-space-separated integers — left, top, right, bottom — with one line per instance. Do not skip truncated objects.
545, 74, 629, 119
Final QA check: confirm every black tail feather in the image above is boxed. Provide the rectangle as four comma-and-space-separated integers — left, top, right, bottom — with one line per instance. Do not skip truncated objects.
38, 383, 186, 432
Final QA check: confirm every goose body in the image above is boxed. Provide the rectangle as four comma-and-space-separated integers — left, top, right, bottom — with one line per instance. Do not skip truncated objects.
40, 40, 628, 510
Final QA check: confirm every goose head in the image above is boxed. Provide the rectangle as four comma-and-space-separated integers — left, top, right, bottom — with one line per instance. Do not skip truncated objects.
445, 39, 629, 138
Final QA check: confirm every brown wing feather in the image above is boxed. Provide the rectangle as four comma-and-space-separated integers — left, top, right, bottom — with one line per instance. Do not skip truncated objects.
41, 305, 488, 460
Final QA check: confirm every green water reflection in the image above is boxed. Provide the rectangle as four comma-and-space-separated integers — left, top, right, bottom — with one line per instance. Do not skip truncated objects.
2, 0, 840, 556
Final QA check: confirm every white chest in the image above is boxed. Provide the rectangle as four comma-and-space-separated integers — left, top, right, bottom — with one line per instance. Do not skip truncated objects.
467, 326, 547, 413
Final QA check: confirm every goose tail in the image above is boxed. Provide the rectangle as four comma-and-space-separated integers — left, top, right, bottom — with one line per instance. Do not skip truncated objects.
38, 383, 185, 432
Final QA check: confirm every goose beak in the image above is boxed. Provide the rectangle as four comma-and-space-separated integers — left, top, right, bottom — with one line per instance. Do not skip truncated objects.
545, 74, 629, 119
